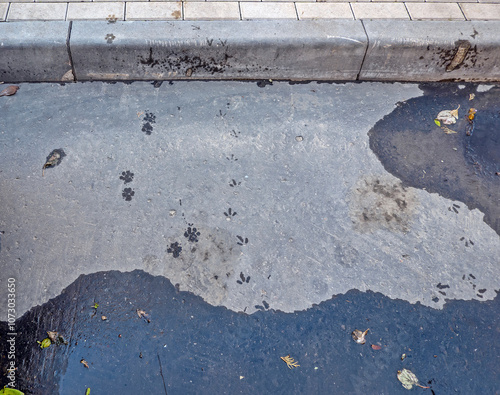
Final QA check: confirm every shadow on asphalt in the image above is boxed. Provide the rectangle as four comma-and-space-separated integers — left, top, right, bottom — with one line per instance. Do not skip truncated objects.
1, 270, 499, 394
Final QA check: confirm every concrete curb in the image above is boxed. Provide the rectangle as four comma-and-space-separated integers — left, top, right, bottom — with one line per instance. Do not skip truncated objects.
69, 20, 367, 81
1, 20, 500, 82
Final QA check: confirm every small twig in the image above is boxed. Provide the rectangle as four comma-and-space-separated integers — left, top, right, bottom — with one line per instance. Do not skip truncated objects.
157, 353, 168, 395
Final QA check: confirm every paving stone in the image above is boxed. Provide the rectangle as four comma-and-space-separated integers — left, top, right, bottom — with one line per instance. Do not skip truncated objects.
7, 2, 67, 20
405, 2, 465, 19
126, 2, 182, 20
240, 2, 298, 19
67, 2, 124, 20
460, 2, 500, 18
351, 2, 410, 18
296, 2, 353, 18
183, 2, 240, 19
0, 3, 7, 19
0, 0, 32, 3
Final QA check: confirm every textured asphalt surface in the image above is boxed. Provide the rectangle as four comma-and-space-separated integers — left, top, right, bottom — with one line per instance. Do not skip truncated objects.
0, 81, 499, 394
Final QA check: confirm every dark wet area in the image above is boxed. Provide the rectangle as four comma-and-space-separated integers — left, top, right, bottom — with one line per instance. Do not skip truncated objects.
1, 270, 499, 394
369, 83, 500, 235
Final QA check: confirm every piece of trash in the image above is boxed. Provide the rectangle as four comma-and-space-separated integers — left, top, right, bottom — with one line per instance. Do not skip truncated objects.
280, 355, 300, 369
86, 389, 91, 395
371, 344, 382, 350
397, 369, 430, 390
239, 376, 244, 380
468, 108, 477, 121
401, 353, 406, 361
47, 331, 68, 346
466, 108, 477, 136
136, 309, 151, 323
434, 119, 441, 127
351, 329, 369, 344
0, 387, 25, 395
81, 359, 89, 369
469, 93, 475, 101
441, 126, 457, 134
0, 85, 19, 97
435, 105, 460, 125
42, 149, 66, 176
37, 338, 51, 349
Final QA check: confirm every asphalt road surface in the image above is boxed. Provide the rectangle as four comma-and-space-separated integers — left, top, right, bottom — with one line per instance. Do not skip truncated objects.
0, 81, 499, 394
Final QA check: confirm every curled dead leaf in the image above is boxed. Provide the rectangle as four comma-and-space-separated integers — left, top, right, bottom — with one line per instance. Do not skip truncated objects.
397, 368, 429, 390
136, 309, 151, 323
81, 359, 89, 369
351, 329, 369, 344
0, 85, 19, 97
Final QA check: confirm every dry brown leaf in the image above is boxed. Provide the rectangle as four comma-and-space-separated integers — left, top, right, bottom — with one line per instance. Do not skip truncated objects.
371, 344, 382, 350
81, 359, 89, 368
0, 85, 19, 97
351, 329, 369, 344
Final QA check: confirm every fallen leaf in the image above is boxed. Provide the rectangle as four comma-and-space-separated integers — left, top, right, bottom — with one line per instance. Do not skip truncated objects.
441, 126, 457, 134
42, 149, 65, 176
401, 353, 406, 361
0, 387, 25, 395
371, 344, 382, 350
86, 389, 91, 395
101, 315, 107, 321
469, 93, 475, 100
434, 119, 441, 127
397, 368, 429, 390
351, 329, 369, 344
136, 309, 151, 323
46, 331, 68, 346
0, 85, 19, 97
37, 338, 51, 349
436, 105, 460, 125
280, 355, 300, 369
468, 108, 477, 121
81, 359, 89, 369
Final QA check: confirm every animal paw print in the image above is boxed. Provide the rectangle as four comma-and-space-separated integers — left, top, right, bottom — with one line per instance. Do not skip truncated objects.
462, 273, 487, 298
119, 170, 134, 184
167, 242, 182, 258
236, 272, 250, 285
448, 203, 460, 214
122, 187, 135, 201
230, 130, 240, 138
141, 111, 156, 135
459, 237, 474, 247
106, 14, 118, 23
184, 225, 200, 243
224, 208, 237, 219
226, 154, 238, 162
105, 34, 115, 44
436, 282, 450, 296
254, 300, 270, 311
236, 235, 248, 246
229, 179, 241, 188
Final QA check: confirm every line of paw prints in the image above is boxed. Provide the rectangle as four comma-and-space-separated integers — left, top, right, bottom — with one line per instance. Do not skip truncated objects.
120, 170, 135, 201
141, 111, 156, 135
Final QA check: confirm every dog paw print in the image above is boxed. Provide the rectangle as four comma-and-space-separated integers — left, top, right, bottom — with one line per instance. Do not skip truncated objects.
236, 235, 248, 246
119, 170, 134, 184
184, 225, 200, 243
448, 203, 460, 214
105, 34, 116, 44
141, 111, 156, 135
229, 179, 241, 188
224, 208, 237, 220
122, 187, 135, 201
230, 130, 240, 138
226, 154, 238, 162
167, 242, 182, 258
106, 14, 118, 23
236, 272, 250, 285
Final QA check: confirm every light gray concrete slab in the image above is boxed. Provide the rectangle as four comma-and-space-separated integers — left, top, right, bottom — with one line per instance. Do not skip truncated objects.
0, 81, 498, 319
360, 20, 500, 81
0, 21, 73, 82
69, 20, 367, 80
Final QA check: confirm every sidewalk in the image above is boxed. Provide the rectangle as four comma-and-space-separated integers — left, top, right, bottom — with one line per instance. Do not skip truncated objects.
2, 0, 500, 22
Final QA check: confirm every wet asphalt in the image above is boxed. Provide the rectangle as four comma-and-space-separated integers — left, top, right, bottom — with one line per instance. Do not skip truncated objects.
0, 81, 499, 394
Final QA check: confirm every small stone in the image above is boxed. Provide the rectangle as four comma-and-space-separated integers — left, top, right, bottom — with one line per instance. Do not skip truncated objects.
295, 136, 303, 142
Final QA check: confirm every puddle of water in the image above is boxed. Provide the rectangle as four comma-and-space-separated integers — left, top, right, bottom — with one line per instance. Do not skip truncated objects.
369, 83, 500, 235
1, 270, 498, 394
